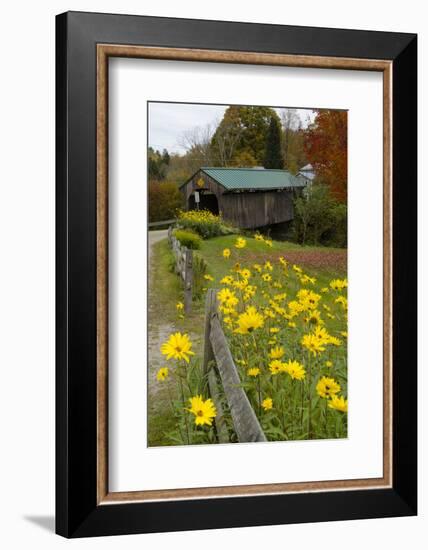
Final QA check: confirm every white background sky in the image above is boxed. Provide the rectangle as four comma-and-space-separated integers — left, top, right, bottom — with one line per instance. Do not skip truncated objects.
148, 102, 315, 154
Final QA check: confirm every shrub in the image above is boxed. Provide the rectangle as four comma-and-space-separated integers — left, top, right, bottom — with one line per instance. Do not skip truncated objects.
173, 229, 202, 250
292, 184, 347, 247
149, 181, 183, 223
177, 209, 234, 239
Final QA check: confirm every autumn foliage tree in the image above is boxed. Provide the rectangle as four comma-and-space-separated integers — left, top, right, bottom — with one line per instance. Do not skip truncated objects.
304, 110, 348, 202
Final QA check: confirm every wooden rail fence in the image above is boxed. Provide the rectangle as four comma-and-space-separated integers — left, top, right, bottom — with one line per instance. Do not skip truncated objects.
168, 226, 193, 313
203, 289, 267, 443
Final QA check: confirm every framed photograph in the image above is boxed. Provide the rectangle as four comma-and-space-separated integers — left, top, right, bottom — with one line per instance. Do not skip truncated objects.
56, 11, 417, 538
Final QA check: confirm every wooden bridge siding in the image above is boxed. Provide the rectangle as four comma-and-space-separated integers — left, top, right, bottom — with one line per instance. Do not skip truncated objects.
181, 172, 224, 205
220, 190, 294, 229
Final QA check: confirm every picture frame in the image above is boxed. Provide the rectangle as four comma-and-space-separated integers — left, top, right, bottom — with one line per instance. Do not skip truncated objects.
56, 11, 417, 538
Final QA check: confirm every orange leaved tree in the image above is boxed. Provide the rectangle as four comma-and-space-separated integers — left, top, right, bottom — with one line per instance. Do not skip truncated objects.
304, 110, 347, 202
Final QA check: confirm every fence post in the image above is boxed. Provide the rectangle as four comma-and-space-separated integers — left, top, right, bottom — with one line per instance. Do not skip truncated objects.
202, 289, 217, 375
183, 249, 193, 313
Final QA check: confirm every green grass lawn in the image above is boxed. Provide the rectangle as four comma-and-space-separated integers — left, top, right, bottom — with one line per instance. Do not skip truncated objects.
197, 234, 347, 293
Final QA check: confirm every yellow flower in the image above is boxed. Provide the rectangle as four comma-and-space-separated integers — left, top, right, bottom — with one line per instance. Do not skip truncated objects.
283, 360, 306, 380
247, 367, 261, 377
269, 346, 285, 359
279, 257, 288, 267
273, 293, 287, 302
156, 367, 169, 382
300, 274, 316, 285
262, 397, 273, 411
316, 376, 341, 399
176, 301, 184, 311
325, 360, 333, 367
235, 306, 264, 335
217, 287, 239, 308
292, 264, 303, 274
264, 239, 273, 247
328, 395, 348, 413
301, 333, 326, 356
330, 278, 348, 291
304, 309, 324, 326
264, 261, 273, 271
240, 268, 251, 279
340, 331, 348, 338
269, 327, 280, 334
187, 395, 217, 426
220, 275, 234, 285
253, 263, 262, 273
235, 237, 247, 249
269, 359, 285, 375
222, 248, 231, 259
254, 233, 264, 241
262, 273, 272, 282
335, 296, 348, 310
321, 287, 329, 293
297, 289, 321, 310
204, 274, 214, 281
161, 332, 195, 363
288, 321, 296, 328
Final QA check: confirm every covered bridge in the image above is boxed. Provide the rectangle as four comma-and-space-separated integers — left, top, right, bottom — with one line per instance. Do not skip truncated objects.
179, 167, 307, 229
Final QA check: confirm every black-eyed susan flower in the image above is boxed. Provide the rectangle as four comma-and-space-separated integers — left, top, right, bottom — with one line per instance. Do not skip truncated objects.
262, 397, 273, 411
316, 376, 341, 399
222, 248, 231, 259
269, 359, 284, 375
161, 332, 195, 363
217, 287, 239, 308
330, 278, 348, 291
176, 301, 184, 311
235, 306, 264, 335
328, 395, 348, 412
204, 274, 214, 282
234, 237, 246, 249
325, 360, 333, 368
301, 333, 326, 356
283, 360, 306, 380
187, 395, 217, 426
262, 273, 272, 283
156, 367, 169, 382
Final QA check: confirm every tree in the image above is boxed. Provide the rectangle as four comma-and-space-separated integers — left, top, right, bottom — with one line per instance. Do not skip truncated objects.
211, 106, 281, 166
280, 109, 309, 174
293, 184, 347, 246
148, 147, 170, 180
304, 110, 347, 202
264, 116, 284, 168
148, 181, 183, 222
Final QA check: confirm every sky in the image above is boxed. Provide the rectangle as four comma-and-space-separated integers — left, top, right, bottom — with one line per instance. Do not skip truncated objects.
148, 102, 316, 155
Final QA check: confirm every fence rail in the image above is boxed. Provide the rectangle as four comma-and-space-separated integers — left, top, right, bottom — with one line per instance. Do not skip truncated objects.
203, 289, 267, 443
148, 219, 176, 228
168, 226, 193, 313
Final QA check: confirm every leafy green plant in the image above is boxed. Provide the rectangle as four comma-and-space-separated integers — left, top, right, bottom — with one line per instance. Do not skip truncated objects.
292, 184, 347, 247
173, 229, 202, 250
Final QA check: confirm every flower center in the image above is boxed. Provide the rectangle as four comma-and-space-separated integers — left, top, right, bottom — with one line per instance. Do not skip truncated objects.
197, 410, 204, 417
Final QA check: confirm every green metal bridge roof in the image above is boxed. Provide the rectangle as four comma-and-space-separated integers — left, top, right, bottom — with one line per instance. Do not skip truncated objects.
197, 167, 306, 192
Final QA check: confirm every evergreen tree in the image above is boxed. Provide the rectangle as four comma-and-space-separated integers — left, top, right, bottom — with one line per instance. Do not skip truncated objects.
264, 116, 284, 168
